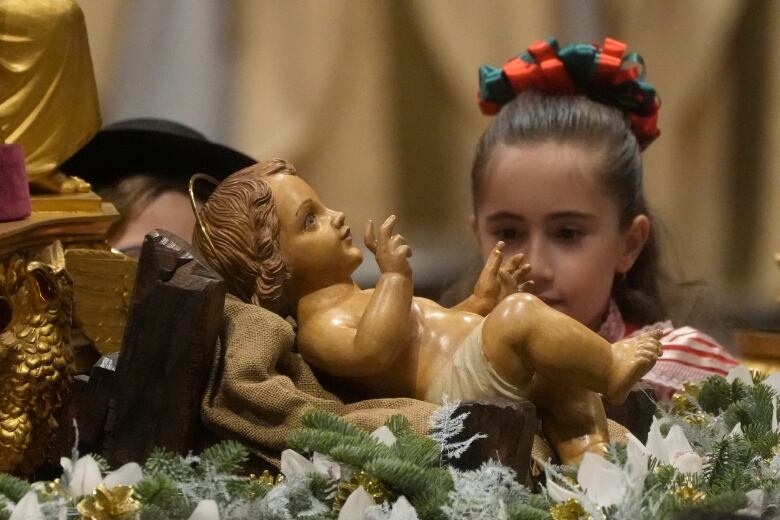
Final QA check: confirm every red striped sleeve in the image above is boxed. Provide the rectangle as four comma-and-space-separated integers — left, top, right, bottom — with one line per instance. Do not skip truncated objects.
629, 324, 740, 399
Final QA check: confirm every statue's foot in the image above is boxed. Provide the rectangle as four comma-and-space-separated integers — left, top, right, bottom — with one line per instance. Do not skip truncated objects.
604, 329, 662, 405
31, 172, 91, 194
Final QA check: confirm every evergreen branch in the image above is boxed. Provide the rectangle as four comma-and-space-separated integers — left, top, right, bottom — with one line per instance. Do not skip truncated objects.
0, 473, 30, 503
143, 447, 194, 480
391, 434, 441, 469
199, 440, 249, 473
507, 503, 553, 520
134, 473, 190, 514
287, 429, 365, 456
301, 409, 372, 441
698, 376, 734, 414
385, 414, 413, 437
328, 443, 389, 469
138, 504, 170, 520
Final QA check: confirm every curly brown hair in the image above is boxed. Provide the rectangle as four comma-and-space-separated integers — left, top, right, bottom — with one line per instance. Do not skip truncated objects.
193, 159, 296, 315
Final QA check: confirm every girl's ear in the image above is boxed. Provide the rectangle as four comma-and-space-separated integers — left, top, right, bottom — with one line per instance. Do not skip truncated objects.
617, 214, 650, 274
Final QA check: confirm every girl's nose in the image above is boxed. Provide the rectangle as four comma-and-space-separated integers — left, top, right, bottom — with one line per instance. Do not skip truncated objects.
524, 240, 554, 287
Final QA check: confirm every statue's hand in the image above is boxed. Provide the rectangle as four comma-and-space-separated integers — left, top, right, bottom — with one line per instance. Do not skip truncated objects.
473, 242, 532, 308
364, 215, 412, 275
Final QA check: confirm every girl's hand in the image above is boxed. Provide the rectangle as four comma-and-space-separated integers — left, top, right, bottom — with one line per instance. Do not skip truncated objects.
473, 242, 532, 308
364, 215, 412, 275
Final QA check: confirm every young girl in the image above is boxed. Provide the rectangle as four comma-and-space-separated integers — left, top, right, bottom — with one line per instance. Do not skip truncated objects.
467, 37, 738, 402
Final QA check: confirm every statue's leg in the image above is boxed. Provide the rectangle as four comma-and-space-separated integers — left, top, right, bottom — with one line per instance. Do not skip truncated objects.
531, 375, 608, 465
481, 293, 661, 405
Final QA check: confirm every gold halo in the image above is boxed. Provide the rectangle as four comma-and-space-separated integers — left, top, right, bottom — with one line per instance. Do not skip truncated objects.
188, 173, 220, 255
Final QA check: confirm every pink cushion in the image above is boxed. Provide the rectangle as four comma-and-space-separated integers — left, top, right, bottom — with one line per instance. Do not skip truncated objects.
0, 144, 31, 222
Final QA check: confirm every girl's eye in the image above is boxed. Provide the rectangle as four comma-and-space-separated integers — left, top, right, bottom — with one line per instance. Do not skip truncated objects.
555, 227, 584, 242
493, 228, 521, 241
304, 213, 316, 230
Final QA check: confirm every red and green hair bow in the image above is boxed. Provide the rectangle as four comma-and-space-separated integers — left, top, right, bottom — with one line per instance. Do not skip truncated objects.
478, 37, 660, 149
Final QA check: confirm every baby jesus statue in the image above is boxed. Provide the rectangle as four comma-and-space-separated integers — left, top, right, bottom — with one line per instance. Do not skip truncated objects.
193, 159, 661, 464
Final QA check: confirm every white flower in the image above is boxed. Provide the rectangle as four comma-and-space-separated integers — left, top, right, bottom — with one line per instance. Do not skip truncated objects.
188, 499, 220, 520
545, 477, 579, 503
371, 426, 397, 447
764, 373, 780, 394
61, 455, 102, 497
577, 452, 627, 507
281, 449, 341, 480
9, 491, 43, 520
103, 462, 143, 489
646, 417, 703, 475
60, 456, 144, 498
338, 486, 376, 520
312, 452, 341, 480
673, 452, 704, 475
280, 449, 317, 478
726, 365, 753, 386
625, 432, 649, 485
388, 496, 418, 520
737, 489, 765, 517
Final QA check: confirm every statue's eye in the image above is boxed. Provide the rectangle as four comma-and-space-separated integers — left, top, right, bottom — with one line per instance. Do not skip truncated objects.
304, 213, 316, 230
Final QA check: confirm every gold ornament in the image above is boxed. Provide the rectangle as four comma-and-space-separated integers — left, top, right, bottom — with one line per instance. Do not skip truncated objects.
39, 478, 67, 500
64, 248, 137, 356
0, 241, 75, 474
249, 469, 284, 499
0, 0, 100, 193
671, 382, 707, 425
672, 483, 706, 504
248, 470, 285, 494
77, 484, 140, 520
550, 498, 591, 520
333, 470, 391, 512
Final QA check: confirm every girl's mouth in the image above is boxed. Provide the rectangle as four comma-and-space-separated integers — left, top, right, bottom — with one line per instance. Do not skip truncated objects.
341, 227, 352, 241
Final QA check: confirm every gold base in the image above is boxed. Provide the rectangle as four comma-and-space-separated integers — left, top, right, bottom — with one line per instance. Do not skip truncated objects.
30, 191, 103, 212
0, 200, 118, 257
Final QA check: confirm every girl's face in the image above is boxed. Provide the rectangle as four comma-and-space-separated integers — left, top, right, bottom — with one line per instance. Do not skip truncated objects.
472, 142, 649, 330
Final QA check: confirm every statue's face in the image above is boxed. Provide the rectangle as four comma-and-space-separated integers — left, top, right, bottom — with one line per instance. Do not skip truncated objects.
266, 174, 363, 292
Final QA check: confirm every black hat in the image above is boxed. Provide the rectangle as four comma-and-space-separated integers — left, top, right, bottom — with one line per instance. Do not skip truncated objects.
60, 118, 256, 190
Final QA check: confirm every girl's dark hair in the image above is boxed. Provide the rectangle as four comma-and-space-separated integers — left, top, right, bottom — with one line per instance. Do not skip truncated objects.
471, 90, 665, 324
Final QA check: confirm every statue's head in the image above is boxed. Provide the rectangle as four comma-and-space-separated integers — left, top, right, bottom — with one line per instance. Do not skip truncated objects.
194, 159, 294, 315
194, 158, 362, 316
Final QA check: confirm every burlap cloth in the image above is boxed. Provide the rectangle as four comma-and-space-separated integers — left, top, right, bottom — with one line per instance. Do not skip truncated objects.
201, 296, 437, 466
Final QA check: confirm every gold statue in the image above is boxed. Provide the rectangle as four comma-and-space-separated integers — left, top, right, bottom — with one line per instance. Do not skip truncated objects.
0, 0, 99, 193
0, 241, 74, 473
194, 160, 662, 464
